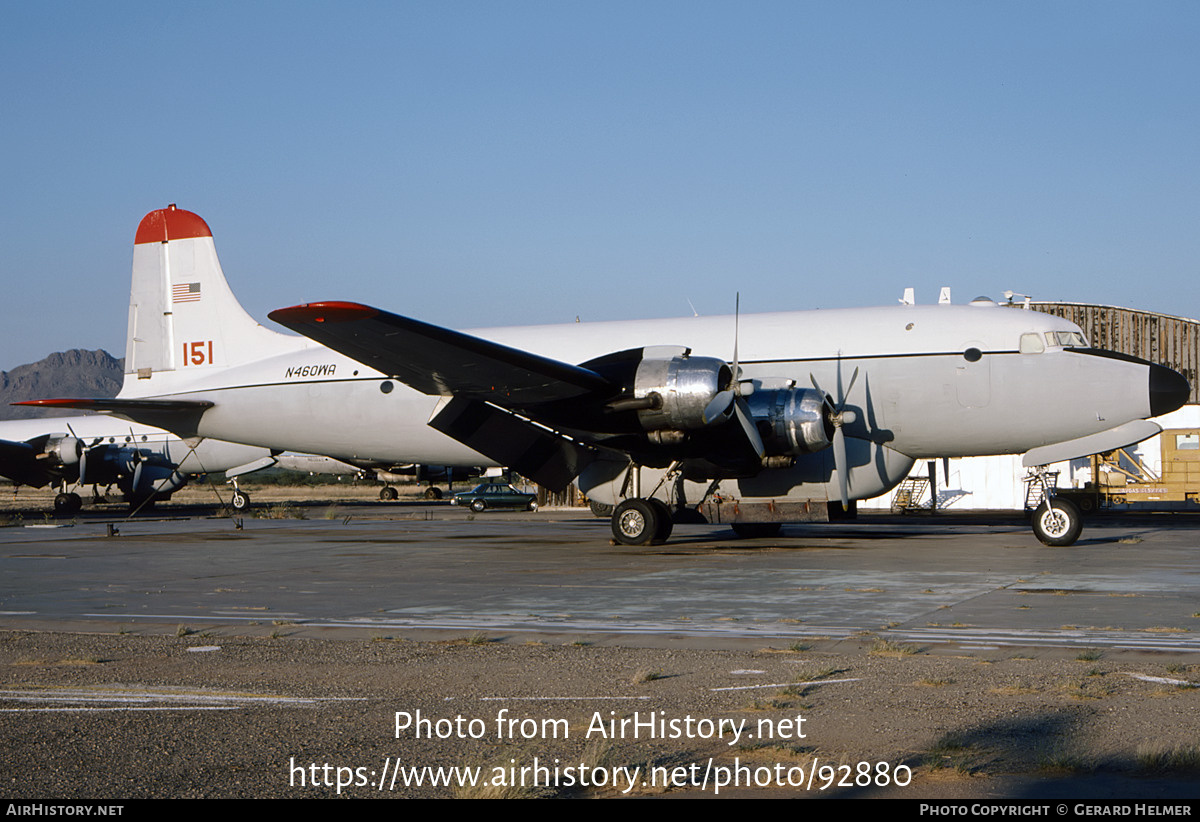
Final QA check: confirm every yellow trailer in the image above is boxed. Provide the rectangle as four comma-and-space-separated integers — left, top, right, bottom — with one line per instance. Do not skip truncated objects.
1099, 428, 1200, 506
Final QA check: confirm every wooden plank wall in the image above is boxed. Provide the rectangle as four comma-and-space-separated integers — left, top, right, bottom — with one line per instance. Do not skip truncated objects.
1030, 302, 1198, 405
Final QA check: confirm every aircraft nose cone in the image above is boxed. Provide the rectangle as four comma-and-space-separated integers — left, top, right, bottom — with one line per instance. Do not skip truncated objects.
1149, 363, 1190, 417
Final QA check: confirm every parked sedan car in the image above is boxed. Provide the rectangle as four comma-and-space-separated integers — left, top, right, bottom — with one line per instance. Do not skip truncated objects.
450, 483, 538, 512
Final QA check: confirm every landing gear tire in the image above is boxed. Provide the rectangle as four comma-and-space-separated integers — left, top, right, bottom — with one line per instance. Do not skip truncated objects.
380, 486, 399, 501
231, 489, 251, 512
647, 498, 673, 543
1032, 498, 1082, 546
731, 522, 782, 539
53, 492, 82, 516
470, 499, 486, 512
589, 499, 614, 518
423, 486, 443, 500
611, 499, 664, 546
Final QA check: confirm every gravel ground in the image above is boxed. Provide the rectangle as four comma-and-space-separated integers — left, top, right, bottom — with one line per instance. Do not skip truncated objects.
2, 629, 1198, 799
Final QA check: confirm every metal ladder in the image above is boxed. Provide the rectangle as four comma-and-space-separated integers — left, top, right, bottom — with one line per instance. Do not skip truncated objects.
891, 476, 931, 512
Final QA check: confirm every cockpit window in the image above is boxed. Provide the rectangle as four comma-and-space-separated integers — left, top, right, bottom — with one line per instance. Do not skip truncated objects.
1045, 330, 1088, 348
1019, 332, 1045, 354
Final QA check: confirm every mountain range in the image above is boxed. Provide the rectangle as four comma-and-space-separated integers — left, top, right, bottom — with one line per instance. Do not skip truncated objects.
0, 350, 123, 420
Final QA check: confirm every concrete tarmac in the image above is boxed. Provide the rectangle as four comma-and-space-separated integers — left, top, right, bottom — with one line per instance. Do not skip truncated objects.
2, 504, 1198, 652
3, 503, 1200, 799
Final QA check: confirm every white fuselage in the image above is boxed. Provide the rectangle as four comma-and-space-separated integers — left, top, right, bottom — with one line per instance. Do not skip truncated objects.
121, 302, 1153, 477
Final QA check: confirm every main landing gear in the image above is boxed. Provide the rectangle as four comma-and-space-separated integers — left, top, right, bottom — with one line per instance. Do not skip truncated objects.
609, 462, 679, 546
611, 498, 674, 545
54, 490, 82, 516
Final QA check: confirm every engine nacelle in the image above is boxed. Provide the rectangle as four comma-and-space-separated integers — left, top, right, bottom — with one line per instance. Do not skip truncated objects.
746, 388, 833, 455
128, 461, 187, 500
41, 436, 81, 468
632, 355, 732, 432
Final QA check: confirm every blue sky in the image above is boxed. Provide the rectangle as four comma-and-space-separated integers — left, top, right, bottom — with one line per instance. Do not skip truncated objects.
2, 1, 1197, 370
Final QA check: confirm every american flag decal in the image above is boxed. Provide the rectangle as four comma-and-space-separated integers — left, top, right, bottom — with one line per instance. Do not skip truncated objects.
172, 282, 202, 303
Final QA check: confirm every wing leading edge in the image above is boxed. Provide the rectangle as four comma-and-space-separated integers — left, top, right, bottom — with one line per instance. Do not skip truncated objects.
269, 302, 618, 489
268, 302, 614, 405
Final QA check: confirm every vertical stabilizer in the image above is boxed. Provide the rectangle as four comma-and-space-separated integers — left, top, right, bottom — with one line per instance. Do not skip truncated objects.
122, 205, 295, 396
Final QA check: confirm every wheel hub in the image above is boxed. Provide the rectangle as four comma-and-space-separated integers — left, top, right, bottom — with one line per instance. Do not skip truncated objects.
618, 509, 646, 538
1041, 508, 1068, 537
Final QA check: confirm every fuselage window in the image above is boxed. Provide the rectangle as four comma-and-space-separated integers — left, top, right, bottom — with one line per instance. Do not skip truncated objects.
1019, 332, 1045, 354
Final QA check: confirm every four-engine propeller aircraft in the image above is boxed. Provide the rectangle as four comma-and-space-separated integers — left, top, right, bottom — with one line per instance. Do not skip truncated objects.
21, 206, 1191, 545
0, 414, 275, 513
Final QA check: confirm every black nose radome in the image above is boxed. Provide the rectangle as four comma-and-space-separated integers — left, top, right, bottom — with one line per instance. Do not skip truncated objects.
1149, 364, 1190, 417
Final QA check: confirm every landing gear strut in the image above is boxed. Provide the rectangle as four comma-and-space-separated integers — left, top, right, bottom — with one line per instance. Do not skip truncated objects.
1029, 466, 1082, 546
610, 463, 676, 545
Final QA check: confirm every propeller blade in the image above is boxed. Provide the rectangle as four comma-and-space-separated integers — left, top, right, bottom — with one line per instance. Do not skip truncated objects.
833, 425, 849, 508
837, 367, 860, 413
703, 390, 735, 425
810, 375, 835, 412
733, 397, 765, 459
730, 293, 740, 389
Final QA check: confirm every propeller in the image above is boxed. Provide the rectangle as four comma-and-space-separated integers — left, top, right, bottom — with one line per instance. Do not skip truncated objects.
702, 295, 764, 458
810, 363, 860, 508
63, 421, 88, 485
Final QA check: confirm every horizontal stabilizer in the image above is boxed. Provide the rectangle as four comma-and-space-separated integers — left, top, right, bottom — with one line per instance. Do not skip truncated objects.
430, 397, 596, 491
268, 302, 613, 406
1022, 419, 1162, 468
14, 398, 214, 438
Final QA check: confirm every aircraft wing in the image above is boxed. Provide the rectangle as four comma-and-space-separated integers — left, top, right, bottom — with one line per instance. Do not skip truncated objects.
0, 437, 45, 486
12, 398, 215, 437
269, 302, 638, 489
0, 438, 36, 461
269, 301, 776, 491
0, 435, 63, 488
268, 302, 614, 404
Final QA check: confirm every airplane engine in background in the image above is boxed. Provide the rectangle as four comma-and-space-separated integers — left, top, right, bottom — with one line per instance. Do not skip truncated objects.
41, 435, 82, 469
80, 444, 187, 504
